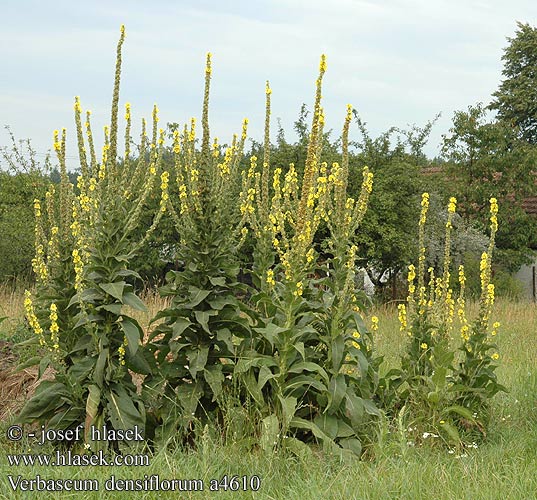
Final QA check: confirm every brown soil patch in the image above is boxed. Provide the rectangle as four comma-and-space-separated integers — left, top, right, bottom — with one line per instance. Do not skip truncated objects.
0, 341, 53, 422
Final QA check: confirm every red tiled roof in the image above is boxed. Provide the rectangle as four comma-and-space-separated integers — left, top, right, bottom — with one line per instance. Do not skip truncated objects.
421, 165, 537, 217
522, 196, 537, 215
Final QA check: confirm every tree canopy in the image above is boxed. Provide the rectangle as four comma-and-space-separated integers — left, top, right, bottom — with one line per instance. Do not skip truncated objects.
490, 22, 537, 144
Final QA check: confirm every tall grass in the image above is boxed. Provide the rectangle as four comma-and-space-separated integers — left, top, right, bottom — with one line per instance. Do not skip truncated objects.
1, 294, 536, 499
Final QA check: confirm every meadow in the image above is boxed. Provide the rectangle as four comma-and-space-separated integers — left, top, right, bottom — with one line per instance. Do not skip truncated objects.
1, 25, 536, 499
1, 287, 536, 499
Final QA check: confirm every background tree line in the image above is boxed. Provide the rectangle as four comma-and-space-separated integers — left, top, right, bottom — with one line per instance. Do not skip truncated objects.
2, 22, 536, 298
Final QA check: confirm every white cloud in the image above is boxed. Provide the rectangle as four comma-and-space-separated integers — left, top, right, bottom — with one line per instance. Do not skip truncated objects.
1, 0, 536, 165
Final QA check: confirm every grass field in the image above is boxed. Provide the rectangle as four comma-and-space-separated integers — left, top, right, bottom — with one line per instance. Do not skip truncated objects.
1, 288, 536, 499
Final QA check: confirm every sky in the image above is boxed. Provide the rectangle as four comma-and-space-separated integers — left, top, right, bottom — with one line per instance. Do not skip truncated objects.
1, 0, 536, 170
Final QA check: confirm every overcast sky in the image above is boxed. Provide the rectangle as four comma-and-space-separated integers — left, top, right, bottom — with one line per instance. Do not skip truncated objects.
1, 0, 536, 170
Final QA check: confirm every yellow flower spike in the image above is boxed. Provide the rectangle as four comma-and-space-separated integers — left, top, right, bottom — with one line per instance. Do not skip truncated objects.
305, 247, 315, 265
489, 197, 498, 231
398, 303, 408, 333
49, 303, 60, 350
205, 52, 212, 75
241, 118, 249, 141
266, 269, 276, 287
74, 96, 82, 113
319, 54, 327, 73
371, 316, 379, 332
24, 290, 46, 346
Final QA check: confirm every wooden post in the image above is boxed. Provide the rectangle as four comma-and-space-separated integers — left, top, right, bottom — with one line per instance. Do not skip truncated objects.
531, 266, 537, 302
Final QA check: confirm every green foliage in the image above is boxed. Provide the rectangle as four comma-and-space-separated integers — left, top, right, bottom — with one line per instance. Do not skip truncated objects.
490, 22, 537, 144
441, 103, 537, 270
0, 130, 52, 282
384, 195, 506, 447
16, 27, 166, 452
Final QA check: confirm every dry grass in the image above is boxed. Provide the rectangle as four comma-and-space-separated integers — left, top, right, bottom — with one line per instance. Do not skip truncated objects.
0, 283, 25, 330
371, 298, 537, 382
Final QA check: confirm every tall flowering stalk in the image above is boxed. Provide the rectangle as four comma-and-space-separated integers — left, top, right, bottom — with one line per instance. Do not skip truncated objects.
399, 194, 457, 380
19, 26, 169, 450
392, 194, 505, 445
452, 197, 506, 424
145, 52, 253, 442
234, 55, 381, 458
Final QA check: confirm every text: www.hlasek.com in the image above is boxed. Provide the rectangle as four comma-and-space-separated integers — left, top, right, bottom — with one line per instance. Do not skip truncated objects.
7, 450, 149, 467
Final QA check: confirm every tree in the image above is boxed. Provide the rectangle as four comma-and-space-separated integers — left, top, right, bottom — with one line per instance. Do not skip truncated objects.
489, 22, 537, 144
0, 129, 52, 283
351, 113, 439, 298
441, 103, 537, 271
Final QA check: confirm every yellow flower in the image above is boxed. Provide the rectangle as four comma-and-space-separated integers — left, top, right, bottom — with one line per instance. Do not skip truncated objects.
398, 303, 408, 333
491, 352, 499, 360
420, 343, 428, 350
319, 54, 327, 72
370, 316, 379, 332
266, 269, 276, 287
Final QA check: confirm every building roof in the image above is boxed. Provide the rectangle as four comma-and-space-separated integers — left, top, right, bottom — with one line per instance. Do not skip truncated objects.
421, 165, 537, 216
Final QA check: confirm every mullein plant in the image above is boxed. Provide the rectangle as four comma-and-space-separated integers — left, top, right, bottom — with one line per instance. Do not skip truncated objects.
393, 195, 505, 445
19, 26, 169, 452
144, 53, 254, 446
451, 197, 506, 431
237, 56, 380, 459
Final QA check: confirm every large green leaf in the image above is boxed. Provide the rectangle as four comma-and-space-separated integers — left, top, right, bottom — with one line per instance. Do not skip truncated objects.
204, 365, 224, 400
258, 365, 275, 392
85, 384, 101, 442
331, 335, 345, 372
284, 375, 327, 395
176, 381, 204, 417
277, 395, 297, 431
260, 414, 280, 452
188, 346, 209, 378
253, 323, 288, 347
344, 391, 365, 427
18, 382, 69, 423
99, 282, 126, 301
327, 374, 347, 413
93, 348, 109, 387
47, 408, 82, 431
289, 417, 339, 454
106, 385, 144, 432
288, 362, 329, 383
98, 303, 122, 315
194, 310, 216, 334
339, 437, 362, 457
127, 349, 153, 375
172, 318, 193, 339
121, 318, 142, 356
185, 287, 211, 308
314, 413, 339, 440
123, 292, 147, 312
15, 356, 41, 371
234, 356, 277, 374
282, 436, 313, 460
242, 369, 265, 406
